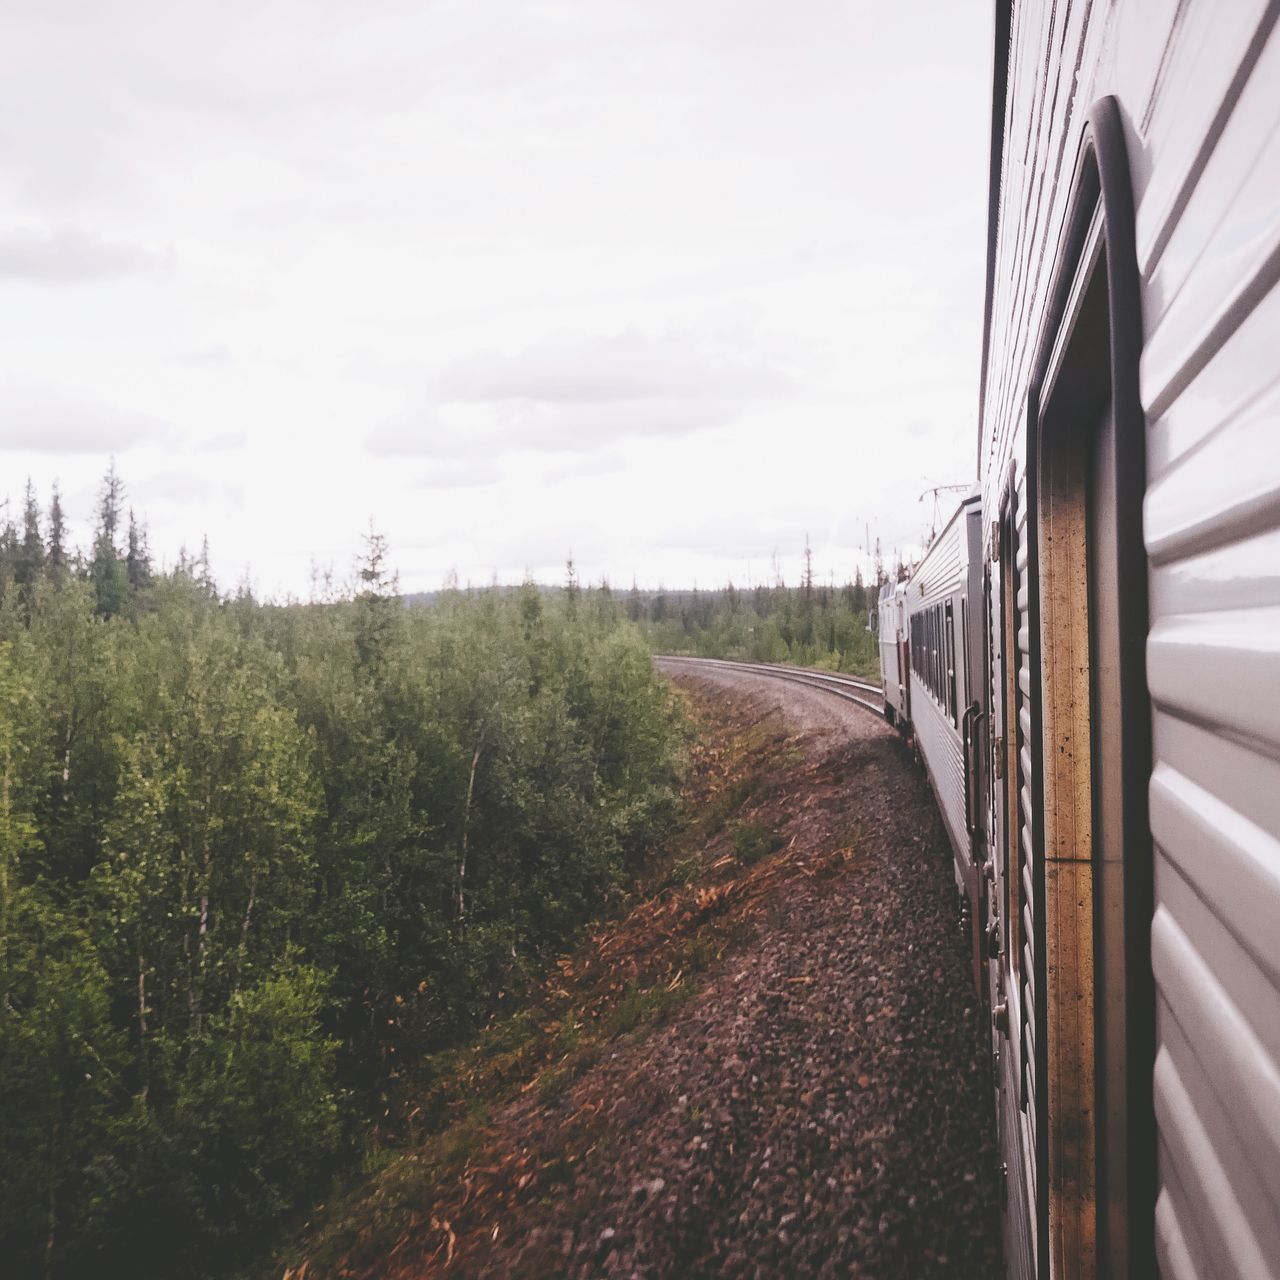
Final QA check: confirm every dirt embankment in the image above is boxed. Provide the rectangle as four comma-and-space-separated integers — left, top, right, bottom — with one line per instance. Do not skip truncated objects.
285, 666, 1003, 1279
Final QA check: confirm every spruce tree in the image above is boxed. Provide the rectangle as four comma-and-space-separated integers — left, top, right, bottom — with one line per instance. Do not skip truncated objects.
799, 535, 816, 649
46, 483, 67, 580
564, 556, 579, 615
196, 534, 215, 597
354, 524, 399, 673
0, 502, 18, 609
16, 479, 44, 603
125, 508, 152, 591
89, 462, 128, 618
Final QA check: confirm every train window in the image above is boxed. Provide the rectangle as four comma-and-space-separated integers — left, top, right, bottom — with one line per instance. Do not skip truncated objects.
940, 605, 947, 713
946, 600, 957, 726
927, 609, 934, 698
926, 609, 936, 701
936, 604, 947, 706
936, 606, 947, 706
932, 606, 940, 704
912, 602, 959, 714
935, 605, 943, 705
923, 611, 929, 692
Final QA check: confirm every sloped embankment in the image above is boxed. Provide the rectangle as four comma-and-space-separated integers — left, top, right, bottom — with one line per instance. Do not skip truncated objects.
282, 665, 1003, 1279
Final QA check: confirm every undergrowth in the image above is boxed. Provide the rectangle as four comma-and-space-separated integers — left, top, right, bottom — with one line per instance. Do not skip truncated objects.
268, 682, 789, 1279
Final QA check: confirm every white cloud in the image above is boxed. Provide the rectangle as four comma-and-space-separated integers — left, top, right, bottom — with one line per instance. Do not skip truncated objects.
195, 430, 246, 452
134, 468, 215, 505
415, 456, 504, 490
370, 331, 790, 461
433, 331, 792, 405
0, 227, 167, 283
176, 345, 232, 367
0, 383, 172, 454
0, 0, 991, 596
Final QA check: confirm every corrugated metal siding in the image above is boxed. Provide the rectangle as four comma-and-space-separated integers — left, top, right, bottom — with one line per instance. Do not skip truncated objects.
984, 2, 1280, 1273
879, 629, 899, 703
909, 673, 967, 863
879, 594, 908, 723
1137, 8, 1280, 1275
914, 517, 966, 606
905, 504, 973, 867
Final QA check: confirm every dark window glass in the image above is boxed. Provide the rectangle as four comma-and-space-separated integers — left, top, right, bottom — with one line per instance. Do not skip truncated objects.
946, 600, 957, 726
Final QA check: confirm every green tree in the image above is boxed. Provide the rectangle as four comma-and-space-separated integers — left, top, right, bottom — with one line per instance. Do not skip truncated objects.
89, 464, 127, 619
46, 484, 68, 581
124, 510, 151, 593
15, 480, 45, 611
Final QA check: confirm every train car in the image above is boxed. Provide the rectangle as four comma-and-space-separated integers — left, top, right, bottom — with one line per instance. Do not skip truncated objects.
900, 491, 987, 985
977, 3, 1280, 1277
877, 580, 910, 726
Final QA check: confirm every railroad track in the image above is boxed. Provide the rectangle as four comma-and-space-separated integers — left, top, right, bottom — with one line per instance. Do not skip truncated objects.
656, 655, 885, 718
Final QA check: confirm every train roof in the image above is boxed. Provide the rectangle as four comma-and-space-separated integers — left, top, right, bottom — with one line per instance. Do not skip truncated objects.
978, 0, 1014, 459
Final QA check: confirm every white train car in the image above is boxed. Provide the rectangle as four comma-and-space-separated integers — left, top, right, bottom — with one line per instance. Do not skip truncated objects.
979, 3, 1280, 1277
903, 492, 985, 954
877, 580, 910, 726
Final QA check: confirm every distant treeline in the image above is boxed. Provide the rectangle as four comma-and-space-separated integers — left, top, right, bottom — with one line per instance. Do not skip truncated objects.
403, 552, 890, 681
0, 470, 682, 1277
615, 561, 884, 679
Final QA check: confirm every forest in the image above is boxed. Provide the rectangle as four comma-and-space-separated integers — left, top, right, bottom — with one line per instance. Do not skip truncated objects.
622, 548, 885, 678
0, 470, 684, 1278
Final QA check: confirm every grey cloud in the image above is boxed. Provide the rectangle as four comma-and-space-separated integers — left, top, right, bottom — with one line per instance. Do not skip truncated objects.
415, 457, 504, 490
0, 385, 172, 453
499, 395, 737, 452
368, 394, 736, 461
369, 332, 789, 461
366, 412, 480, 460
177, 345, 232, 367
196, 431, 247, 452
134, 469, 214, 504
542, 451, 625, 484
434, 332, 792, 405
0, 227, 168, 283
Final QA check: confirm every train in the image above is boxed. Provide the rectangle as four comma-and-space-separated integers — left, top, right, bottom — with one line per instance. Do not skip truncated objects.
877, 4, 1280, 1277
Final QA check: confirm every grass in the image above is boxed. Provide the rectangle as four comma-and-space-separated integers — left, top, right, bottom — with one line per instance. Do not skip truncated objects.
534, 1043, 600, 1103
604, 978, 696, 1037
698, 775, 757, 839
681, 935, 715, 973
730, 821, 786, 866
271, 684, 777, 1279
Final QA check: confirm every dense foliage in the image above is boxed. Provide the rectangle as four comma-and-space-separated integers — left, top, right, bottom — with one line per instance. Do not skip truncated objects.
0, 474, 681, 1278
623, 554, 883, 678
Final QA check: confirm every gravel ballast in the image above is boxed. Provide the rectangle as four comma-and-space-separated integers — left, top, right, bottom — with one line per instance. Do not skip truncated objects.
324, 664, 1005, 1279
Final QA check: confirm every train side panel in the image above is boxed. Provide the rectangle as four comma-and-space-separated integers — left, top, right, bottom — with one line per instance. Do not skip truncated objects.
904, 496, 979, 890
878, 584, 907, 724
982, 1, 1280, 1276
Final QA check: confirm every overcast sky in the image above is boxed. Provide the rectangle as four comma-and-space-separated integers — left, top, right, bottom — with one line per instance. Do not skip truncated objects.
1, 0, 991, 598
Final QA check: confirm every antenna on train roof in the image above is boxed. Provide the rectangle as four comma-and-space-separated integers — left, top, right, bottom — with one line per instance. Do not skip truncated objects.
918, 483, 970, 543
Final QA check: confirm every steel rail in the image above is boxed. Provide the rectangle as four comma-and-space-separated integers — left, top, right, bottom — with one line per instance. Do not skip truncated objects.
656, 655, 886, 718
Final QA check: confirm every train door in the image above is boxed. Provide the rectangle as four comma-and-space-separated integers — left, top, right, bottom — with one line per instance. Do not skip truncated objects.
897, 596, 910, 724
1030, 101, 1152, 1280
961, 503, 988, 994
993, 484, 1038, 1280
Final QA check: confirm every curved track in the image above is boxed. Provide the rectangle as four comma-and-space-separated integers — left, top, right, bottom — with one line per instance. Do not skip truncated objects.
656, 655, 885, 718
